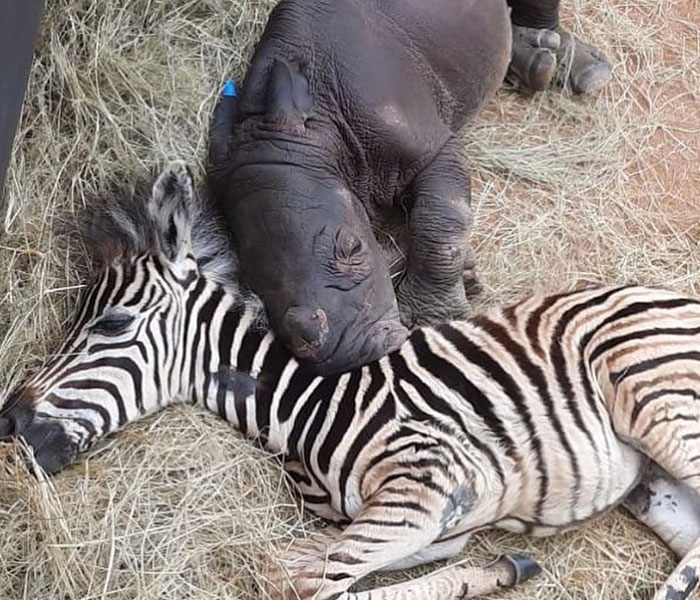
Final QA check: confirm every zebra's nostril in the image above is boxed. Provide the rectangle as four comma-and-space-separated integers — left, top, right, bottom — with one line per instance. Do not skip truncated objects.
0, 416, 14, 439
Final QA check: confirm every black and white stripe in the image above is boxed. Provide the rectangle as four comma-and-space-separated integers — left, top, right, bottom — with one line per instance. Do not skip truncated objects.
10, 163, 700, 600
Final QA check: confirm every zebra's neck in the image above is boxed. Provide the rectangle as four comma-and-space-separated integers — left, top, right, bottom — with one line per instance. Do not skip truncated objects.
178, 277, 310, 446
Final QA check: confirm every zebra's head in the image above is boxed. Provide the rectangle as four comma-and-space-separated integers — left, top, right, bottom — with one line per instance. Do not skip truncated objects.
0, 162, 237, 474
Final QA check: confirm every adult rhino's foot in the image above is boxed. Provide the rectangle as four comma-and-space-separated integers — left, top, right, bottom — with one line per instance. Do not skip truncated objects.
507, 25, 561, 92
508, 26, 612, 95
553, 28, 612, 95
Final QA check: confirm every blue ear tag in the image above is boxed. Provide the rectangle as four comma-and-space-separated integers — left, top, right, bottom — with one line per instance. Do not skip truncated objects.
222, 79, 237, 98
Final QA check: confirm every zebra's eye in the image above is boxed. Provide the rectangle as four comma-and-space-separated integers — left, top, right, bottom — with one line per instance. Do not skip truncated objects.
90, 312, 135, 337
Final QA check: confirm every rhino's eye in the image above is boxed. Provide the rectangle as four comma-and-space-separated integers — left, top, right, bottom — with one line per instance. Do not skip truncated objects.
90, 312, 135, 337
335, 228, 366, 263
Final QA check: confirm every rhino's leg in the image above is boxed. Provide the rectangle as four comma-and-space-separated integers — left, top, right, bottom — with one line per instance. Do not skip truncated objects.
506, 0, 612, 95
508, 0, 561, 30
396, 138, 476, 329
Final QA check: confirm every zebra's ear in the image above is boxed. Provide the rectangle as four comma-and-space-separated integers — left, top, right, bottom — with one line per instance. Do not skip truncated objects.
149, 161, 194, 262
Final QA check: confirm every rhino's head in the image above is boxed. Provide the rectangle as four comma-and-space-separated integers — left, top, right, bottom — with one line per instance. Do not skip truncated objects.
228, 164, 407, 375
210, 59, 408, 375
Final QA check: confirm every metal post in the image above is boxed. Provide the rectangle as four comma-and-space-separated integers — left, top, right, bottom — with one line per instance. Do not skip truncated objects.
0, 0, 45, 212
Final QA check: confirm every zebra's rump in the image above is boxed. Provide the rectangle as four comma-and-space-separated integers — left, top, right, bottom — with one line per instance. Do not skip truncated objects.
299, 284, 699, 534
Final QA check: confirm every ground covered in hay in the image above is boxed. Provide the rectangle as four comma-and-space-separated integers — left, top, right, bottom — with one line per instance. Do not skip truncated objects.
0, 0, 698, 598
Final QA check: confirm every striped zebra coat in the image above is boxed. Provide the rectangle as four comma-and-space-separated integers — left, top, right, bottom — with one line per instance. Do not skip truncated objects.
3, 163, 700, 600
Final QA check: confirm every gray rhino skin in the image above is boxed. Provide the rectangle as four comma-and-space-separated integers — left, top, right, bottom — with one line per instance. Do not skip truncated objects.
209, 0, 511, 375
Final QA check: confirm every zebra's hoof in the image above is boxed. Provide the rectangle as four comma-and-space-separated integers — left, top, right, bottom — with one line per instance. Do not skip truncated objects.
499, 554, 542, 585
662, 566, 699, 600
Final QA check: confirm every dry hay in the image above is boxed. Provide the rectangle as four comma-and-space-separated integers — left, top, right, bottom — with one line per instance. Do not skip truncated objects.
0, 0, 698, 598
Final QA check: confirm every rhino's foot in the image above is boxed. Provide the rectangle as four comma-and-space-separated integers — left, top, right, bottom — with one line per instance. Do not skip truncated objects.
397, 276, 471, 329
553, 28, 612, 95
507, 25, 612, 95
507, 25, 561, 93
463, 267, 483, 298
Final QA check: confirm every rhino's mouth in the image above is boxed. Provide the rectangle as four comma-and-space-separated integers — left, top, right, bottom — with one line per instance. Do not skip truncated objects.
302, 316, 408, 375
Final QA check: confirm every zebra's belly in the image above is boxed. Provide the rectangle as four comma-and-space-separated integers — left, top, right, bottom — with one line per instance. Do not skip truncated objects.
496, 440, 644, 536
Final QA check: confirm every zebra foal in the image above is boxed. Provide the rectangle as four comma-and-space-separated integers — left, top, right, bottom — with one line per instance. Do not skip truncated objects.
2, 162, 700, 599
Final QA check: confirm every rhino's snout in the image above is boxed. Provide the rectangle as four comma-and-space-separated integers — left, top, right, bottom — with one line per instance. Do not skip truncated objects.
377, 323, 408, 356
315, 319, 408, 376
283, 306, 329, 359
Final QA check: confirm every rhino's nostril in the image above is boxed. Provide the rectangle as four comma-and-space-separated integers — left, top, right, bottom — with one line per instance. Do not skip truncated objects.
296, 322, 325, 350
301, 332, 320, 346
284, 307, 329, 356
301, 314, 326, 345
282, 308, 330, 359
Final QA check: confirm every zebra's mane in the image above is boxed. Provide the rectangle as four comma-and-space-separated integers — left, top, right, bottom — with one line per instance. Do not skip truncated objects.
82, 177, 266, 325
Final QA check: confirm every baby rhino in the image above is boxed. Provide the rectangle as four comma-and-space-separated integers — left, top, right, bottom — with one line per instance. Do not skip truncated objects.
209, 0, 512, 375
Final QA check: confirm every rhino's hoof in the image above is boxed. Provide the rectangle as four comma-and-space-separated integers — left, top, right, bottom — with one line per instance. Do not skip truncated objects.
569, 61, 612, 95
554, 29, 612, 95
463, 269, 483, 298
507, 25, 561, 92
509, 48, 557, 92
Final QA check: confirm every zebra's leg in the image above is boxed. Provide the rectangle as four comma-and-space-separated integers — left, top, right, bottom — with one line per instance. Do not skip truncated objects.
263, 485, 540, 600
610, 388, 700, 599
350, 555, 539, 600
379, 530, 471, 571
623, 462, 700, 558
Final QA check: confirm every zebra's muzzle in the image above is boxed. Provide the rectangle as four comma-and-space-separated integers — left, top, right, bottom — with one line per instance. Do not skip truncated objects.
0, 394, 78, 475
0, 415, 12, 438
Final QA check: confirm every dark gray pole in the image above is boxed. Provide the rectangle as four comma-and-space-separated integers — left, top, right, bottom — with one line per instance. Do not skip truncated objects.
0, 0, 44, 212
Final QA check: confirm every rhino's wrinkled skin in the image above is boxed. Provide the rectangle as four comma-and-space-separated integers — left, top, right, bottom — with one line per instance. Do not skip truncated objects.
209, 0, 511, 375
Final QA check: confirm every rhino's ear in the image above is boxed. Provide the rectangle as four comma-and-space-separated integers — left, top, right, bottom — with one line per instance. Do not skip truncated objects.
148, 161, 194, 262
266, 59, 312, 132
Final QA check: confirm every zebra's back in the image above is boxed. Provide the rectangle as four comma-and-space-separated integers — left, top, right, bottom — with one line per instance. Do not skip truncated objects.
332, 285, 700, 537
10, 163, 700, 599
201, 281, 700, 598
